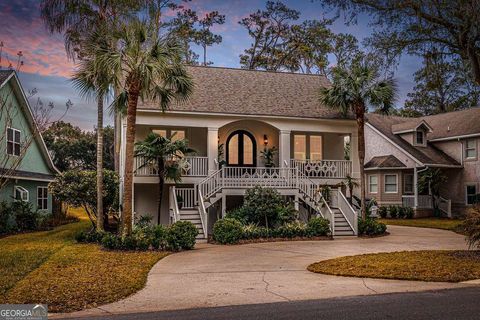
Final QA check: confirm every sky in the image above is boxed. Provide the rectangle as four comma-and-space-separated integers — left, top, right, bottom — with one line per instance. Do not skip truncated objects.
0, 0, 421, 130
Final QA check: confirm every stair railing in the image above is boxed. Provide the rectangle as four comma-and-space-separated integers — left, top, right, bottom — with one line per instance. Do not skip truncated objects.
336, 187, 358, 235
197, 188, 208, 237
169, 186, 181, 223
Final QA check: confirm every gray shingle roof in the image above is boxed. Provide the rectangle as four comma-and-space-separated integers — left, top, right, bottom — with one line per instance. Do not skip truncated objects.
367, 113, 460, 166
139, 66, 351, 119
364, 155, 407, 169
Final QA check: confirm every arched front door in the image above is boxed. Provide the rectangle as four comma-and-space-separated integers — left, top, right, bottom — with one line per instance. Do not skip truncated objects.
226, 130, 256, 167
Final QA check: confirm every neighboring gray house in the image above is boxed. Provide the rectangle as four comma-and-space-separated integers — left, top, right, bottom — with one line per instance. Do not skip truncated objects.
365, 108, 480, 216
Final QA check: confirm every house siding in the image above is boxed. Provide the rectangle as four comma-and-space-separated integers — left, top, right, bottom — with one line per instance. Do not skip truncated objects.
0, 179, 52, 212
366, 169, 404, 206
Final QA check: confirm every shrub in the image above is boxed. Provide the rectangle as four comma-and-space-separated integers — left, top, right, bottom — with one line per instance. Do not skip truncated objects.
276, 203, 298, 225
13, 201, 40, 231
378, 206, 388, 219
388, 205, 398, 219
152, 225, 168, 250
397, 206, 406, 219
166, 221, 198, 251
101, 233, 122, 249
242, 224, 269, 239
463, 205, 480, 249
306, 217, 330, 237
404, 207, 414, 219
242, 186, 289, 228
358, 218, 387, 236
225, 207, 249, 225
213, 218, 243, 244
0, 201, 16, 235
76, 230, 106, 243
275, 221, 306, 238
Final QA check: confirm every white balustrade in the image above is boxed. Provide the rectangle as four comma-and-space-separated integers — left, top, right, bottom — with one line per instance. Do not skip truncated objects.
290, 159, 352, 179
175, 188, 196, 209
134, 156, 208, 177
335, 188, 358, 235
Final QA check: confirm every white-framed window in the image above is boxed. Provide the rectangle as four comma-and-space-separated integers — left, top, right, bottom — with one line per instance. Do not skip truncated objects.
404, 174, 414, 193
465, 139, 477, 160
6, 127, 21, 156
293, 134, 307, 160
384, 174, 398, 193
292, 133, 323, 160
466, 185, 477, 205
309, 135, 323, 160
415, 130, 424, 145
37, 186, 48, 210
14, 186, 29, 202
152, 129, 186, 142
368, 175, 378, 193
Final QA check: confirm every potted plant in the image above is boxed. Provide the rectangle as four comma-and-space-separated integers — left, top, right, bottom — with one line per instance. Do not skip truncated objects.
176, 194, 184, 209
261, 146, 277, 168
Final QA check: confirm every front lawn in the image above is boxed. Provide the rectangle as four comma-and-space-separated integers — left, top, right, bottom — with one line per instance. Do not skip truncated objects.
378, 218, 463, 232
308, 250, 480, 282
0, 208, 167, 313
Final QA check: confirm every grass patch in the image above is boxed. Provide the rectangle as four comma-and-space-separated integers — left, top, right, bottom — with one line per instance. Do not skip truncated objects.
308, 250, 480, 282
0, 208, 168, 313
378, 218, 463, 232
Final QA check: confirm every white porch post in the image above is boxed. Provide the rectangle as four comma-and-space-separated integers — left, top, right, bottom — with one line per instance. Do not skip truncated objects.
279, 130, 291, 167
413, 167, 418, 209
207, 127, 219, 173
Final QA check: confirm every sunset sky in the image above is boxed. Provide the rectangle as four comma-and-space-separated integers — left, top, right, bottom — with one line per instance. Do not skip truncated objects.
0, 0, 421, 130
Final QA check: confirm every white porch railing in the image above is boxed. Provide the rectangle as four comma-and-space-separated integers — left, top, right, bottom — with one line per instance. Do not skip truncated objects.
134, 156, 208, 177
175, 188, 196, 209
290, 159, 352, 179
437, 196, 452, 218
402, 195, 433, 208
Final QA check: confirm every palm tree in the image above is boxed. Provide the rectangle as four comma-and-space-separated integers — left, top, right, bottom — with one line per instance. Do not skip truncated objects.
89, 18, 193, 235
135, 133, 195, 224
320, 60, 396, 219
343, 174, 359, 205
40, 0, 139, 231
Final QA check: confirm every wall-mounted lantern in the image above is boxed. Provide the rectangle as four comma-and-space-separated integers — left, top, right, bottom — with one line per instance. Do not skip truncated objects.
264, 134, 268, 146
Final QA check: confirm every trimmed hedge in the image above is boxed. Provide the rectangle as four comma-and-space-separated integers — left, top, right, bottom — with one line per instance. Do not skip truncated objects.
358, 218, 387, 236
212, 217, 331, 244
79, 220, 198, 251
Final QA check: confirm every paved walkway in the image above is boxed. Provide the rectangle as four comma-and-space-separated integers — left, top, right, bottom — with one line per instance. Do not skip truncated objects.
55, 226, 476, 318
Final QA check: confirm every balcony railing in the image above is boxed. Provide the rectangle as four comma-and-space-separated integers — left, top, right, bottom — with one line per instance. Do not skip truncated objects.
134, 156, 208, 177
290, 159, 352, 179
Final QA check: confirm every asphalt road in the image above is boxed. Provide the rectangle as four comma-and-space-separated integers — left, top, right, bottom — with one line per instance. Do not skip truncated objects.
70, 287, 480, 320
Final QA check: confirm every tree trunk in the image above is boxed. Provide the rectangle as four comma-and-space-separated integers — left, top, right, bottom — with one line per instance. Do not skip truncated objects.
203, 45, 207, 66
121, 87, 140, 236
96, 94, 105, 232
157, 158, 165, 225
356, 110, 367, 219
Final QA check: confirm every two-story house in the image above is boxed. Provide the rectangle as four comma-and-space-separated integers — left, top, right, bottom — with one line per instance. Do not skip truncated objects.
0, 70, 57, 213
365, 108, 480, 217
119, 66, 361, 238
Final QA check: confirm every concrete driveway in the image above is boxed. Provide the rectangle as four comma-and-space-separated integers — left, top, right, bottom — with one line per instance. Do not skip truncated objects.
57, 225, 477, 318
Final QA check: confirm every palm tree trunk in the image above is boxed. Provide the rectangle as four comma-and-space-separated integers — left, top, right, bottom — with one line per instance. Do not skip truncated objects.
157, 158, 165, 225
356, 112, 367, 220
96, 94, 104, 231
121, 87, 140, 236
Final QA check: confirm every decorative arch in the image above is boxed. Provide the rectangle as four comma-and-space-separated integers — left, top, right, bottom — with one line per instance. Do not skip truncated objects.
226, 130, 257, 167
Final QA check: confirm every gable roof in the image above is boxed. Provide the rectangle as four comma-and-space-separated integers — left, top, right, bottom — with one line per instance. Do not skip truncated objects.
366, 113, 460, 167
391, 119, 433, 134
0, 71, 58, 178
139, 66, 352, 120
364, 155, 407, 169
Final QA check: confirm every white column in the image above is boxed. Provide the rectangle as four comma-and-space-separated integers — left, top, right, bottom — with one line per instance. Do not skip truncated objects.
278, 130, 291, 167
221, 195, 226, 218
413, 167, 418, 209
207, 127, 219, 173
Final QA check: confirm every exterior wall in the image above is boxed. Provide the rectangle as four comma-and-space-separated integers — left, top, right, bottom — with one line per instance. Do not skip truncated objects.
365, 169, 405, 206
0, 81, 52, 175
134, 183, 170, 225
365, 124, 419, 169
218, 119, 279, 167
323, 132, 346, 159
398, 132, 414, 145
0, 179, 52, 213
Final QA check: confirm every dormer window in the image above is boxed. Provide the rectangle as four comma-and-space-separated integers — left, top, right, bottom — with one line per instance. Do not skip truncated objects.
415, 130, 425, 146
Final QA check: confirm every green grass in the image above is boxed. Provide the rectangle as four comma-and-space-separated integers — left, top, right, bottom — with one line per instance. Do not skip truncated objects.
308, 250, 480, 282
0, 208, 168, 313
378, 218, 464, 232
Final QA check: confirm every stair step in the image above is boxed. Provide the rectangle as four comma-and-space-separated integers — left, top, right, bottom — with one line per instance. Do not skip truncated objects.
180, 214, 200, 220
335, 230, 356, 236
335, 226, 353, 231
334, 222, 350, 227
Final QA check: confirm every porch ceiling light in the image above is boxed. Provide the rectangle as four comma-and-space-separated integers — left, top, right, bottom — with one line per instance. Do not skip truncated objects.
264, 134, 268, 146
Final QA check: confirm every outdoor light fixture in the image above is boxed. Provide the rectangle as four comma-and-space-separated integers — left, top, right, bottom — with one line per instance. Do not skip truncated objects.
264, 134, 268, 146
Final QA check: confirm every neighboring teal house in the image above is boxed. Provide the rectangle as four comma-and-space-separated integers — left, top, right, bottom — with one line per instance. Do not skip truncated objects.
0, 70, 58, 213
